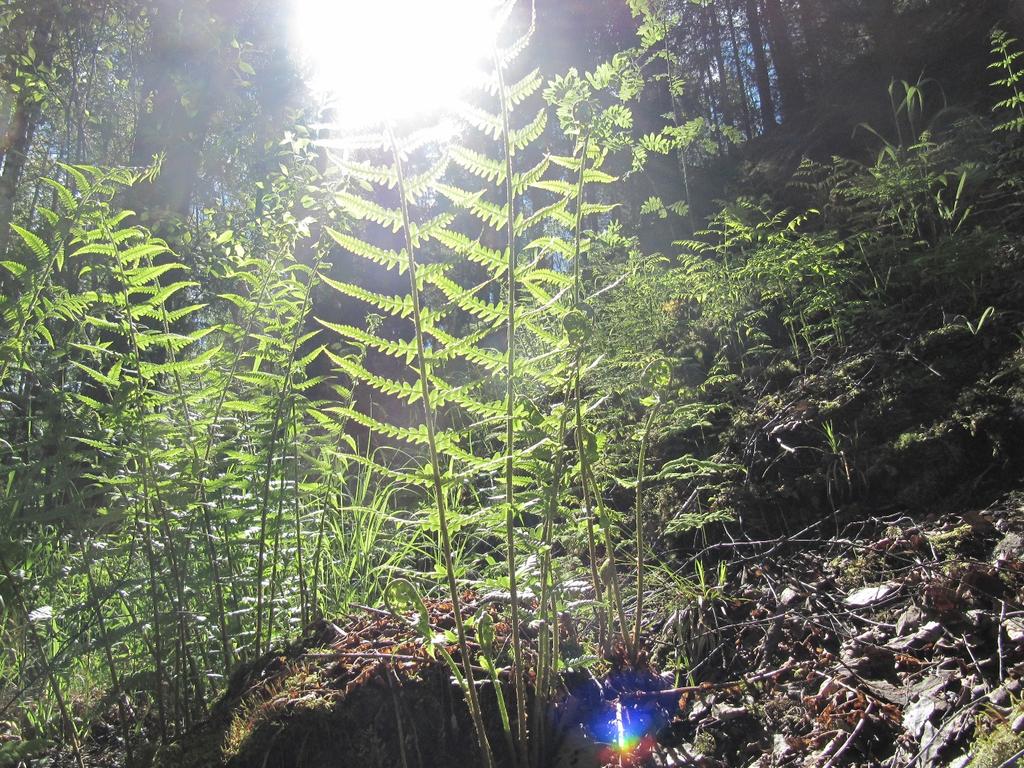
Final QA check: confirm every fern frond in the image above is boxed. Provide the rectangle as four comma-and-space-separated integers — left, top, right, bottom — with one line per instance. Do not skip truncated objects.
410, 213, 457, 247
325, 227, 408, 272
317, 318, 425, 365
427, 272, 507, 324
509, 108, 548, 153
334, 190, 404, 232
512, 156, 551, 195
485, 68, 543, 108
321, 274, 415, 318
429, 227, 506, 274
450, 145, 506, 184
335, 157, 397, 187
456, 103, 503, 139
434, 183, 507, 229
404, 154, 452, 202
10, 224, 49, 263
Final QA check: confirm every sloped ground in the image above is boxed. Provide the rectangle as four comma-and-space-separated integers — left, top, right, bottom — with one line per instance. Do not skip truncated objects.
46, 254, 1024, 767
655, 495, 1024, 766
644, 244, 1024, 766
145, 596, 677, 768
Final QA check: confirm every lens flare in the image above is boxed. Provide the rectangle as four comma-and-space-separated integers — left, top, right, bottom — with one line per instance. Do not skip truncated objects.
290, 0, 499, 126
589, 701, 657, 764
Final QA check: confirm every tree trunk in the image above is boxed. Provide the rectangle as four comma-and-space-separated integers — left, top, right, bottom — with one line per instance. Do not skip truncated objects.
726, 0, 754, 138
864, 0, 900, 71
706, 2, 735, 130
796, 0, 822, 85
129, 0, 235, 236
0, 3, 58, 260
744, 0, 776, 130
761, 0, 804, 122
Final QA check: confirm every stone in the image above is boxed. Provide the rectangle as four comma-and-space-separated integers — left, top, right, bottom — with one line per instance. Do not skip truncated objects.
772, 733, 795, 759
1003, 616, 1024, 644
845, 583, 898, 607
896, 605, 924, 635
1012, 714, 1024, 734
887, 620, 942, 652
713, 704, 749, 722
903, 697, 937, 738
994, 532, 1022, 562
779, 586, 802, 608
988, 687, 1010, 706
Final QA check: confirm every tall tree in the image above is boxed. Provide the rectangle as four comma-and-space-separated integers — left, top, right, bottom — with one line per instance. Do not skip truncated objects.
129, 0, 237, 236
744, 0, 776, 129
0, 0, 58, 259
705, 1, 735, 130
725, 0, 754, 137
796, 0, 822, 85
761, 0, 804, 121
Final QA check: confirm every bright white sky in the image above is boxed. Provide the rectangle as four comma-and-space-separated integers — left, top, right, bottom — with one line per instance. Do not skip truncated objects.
290, 0, 501, 126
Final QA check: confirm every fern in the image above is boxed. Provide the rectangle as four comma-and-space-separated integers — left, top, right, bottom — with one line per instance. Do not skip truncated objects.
991, 29, 1024, 134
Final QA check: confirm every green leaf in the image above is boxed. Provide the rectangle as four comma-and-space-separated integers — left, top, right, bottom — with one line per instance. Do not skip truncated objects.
10, 224, 49, 263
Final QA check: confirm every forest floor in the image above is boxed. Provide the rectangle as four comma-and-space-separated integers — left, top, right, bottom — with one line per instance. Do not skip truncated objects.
46, 253, 1024, 768
53, 496, 1024, 768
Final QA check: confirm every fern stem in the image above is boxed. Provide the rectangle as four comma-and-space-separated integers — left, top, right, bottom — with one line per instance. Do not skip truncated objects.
0, 555, 86, 768
143, 249, 234, 672
103, 216, 201, 730
632, 404, 658, 660
80, 537, 134, 765
571, 130, 591, 306
386, 123, 494, 768
532, 395, 571, 766
565, 130, 615, 654
496, 47, 529, 766
255, 244, 325, 654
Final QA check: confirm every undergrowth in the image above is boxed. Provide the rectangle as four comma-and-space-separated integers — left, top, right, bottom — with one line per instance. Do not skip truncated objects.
1, 3, 1023, 767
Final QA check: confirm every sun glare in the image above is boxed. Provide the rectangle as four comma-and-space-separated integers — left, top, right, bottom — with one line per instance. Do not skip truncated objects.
290, 0, 499, 126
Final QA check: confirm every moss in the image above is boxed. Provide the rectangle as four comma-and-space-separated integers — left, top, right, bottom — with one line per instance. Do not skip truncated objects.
892, 431, 929, 451
926, 524, 974, 557
693, 730, 716, 755
969, 703, 1024, 768
831, 552, 878, 588
222, 705, 256, 762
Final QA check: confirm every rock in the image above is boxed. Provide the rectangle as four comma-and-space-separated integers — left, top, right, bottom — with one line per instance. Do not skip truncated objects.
772, 733, 795, 759
816, 676, 839, 698
779, 586, 802, 608
887, 620, 942, 651
903, 697, 937, 738
936, 657, 961, 672
845, 583, 897, 607
993, 532, 1022, 562
689, 701, 711, 723
988, 686, 1010, 706
896, 605, 924, 635
841, 638, 895, 676
1003, 616, 1024, 644
1012, 714, 1024, 734
713, 704, 749, 722
920, 711, 972, 765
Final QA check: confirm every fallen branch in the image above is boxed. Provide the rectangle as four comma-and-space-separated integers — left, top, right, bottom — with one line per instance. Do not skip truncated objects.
621, 663, 794, 700
821, 702, 875, 768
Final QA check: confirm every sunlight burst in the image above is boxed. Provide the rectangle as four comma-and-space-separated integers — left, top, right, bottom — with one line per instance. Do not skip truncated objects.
290, 0, 500, 125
